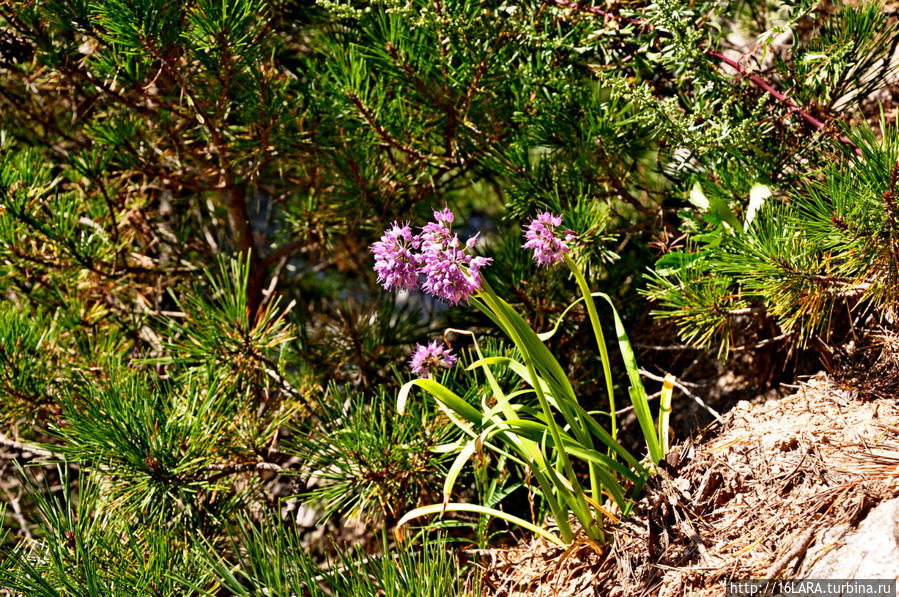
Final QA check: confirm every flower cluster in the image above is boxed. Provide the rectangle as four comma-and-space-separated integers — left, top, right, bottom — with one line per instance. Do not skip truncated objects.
370, 208, 491, 305
371, 221, 419, 291
522, 211, 576, 267
409, 340, 457, 378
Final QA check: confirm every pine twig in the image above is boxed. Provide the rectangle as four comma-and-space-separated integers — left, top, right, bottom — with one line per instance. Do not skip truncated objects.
764, 525, 818, 580
0, 433, 65, 460
639, 369, 724, 423
205, 461, 285, 483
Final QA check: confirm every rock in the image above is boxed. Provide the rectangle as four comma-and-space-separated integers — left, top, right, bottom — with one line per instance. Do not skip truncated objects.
734, 400, 752, 413
806, 497, 899, 580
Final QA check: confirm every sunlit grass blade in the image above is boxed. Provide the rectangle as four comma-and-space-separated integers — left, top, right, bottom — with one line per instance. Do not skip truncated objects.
443, 439, 478, 512
593, 292, 663, 464
659, 374, 675, 456
396, 503, 565, 547
397, 378, 482, 422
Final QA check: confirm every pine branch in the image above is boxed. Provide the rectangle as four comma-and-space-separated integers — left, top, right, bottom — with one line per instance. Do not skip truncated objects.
349, 93, 447, 167
204, 460, 285, 483
146, 40, 266, 316
0, 433, 64, 460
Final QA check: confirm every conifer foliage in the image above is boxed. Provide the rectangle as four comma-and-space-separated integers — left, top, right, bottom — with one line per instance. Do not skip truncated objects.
0, 0, 897, 593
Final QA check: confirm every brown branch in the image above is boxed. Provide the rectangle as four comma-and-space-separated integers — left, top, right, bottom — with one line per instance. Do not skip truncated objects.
224, 181, 265, 317
204, 460, 285, 483
705, 50, 827, 131
549, 0, 643, 27
349, 93, 447, 166
0, 433, 65, 460
764, 525, 818, 580
149, 43, 265, 317
260, 239, 307, 268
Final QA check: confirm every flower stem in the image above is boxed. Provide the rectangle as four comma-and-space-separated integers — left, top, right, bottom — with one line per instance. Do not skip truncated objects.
563, 254, 617, 443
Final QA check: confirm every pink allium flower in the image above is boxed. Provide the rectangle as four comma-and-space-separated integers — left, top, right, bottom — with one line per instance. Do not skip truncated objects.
417, 208, 491, 305
417, 207, 455, 254
522, 211, 576, 267
371, 208, 491, 305
419, 245, 491, 306
410, 340, 458, 378
370, 221, 420, 291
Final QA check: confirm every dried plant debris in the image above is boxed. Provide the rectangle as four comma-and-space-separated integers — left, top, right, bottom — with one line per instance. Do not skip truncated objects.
830, 324, 899, 401
479, 374, 899, 596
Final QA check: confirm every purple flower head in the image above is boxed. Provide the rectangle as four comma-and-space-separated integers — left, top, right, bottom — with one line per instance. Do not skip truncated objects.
372, 208, 492, 304
433, 207, 454, 226
522, 211, 575, 267
418, 207, 455, 255
370, 221, 420, 291
417, 208, 492, 305
419, 243, 491, 306
410, 340, 458, 378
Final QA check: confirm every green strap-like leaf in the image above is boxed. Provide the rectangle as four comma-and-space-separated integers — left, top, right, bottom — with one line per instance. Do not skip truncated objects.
592, 292, 663, 464
443, 440, 477, 510
477, 356, 641, 470
397, 503, 565, 547
397, 378, 482, 423
502, 419, 640, 483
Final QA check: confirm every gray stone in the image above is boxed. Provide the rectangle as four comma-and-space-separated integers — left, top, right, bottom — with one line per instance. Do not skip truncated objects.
805, 497, 899, 581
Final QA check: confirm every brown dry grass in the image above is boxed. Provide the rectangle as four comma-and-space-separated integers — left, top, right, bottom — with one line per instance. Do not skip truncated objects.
477, 373, 899, 596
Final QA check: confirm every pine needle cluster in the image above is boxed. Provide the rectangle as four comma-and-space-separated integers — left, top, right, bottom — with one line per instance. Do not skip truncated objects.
0, 0, 896, 593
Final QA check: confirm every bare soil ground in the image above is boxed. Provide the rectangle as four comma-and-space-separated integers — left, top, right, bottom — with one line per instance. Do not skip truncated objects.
479, 373, 899, 596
